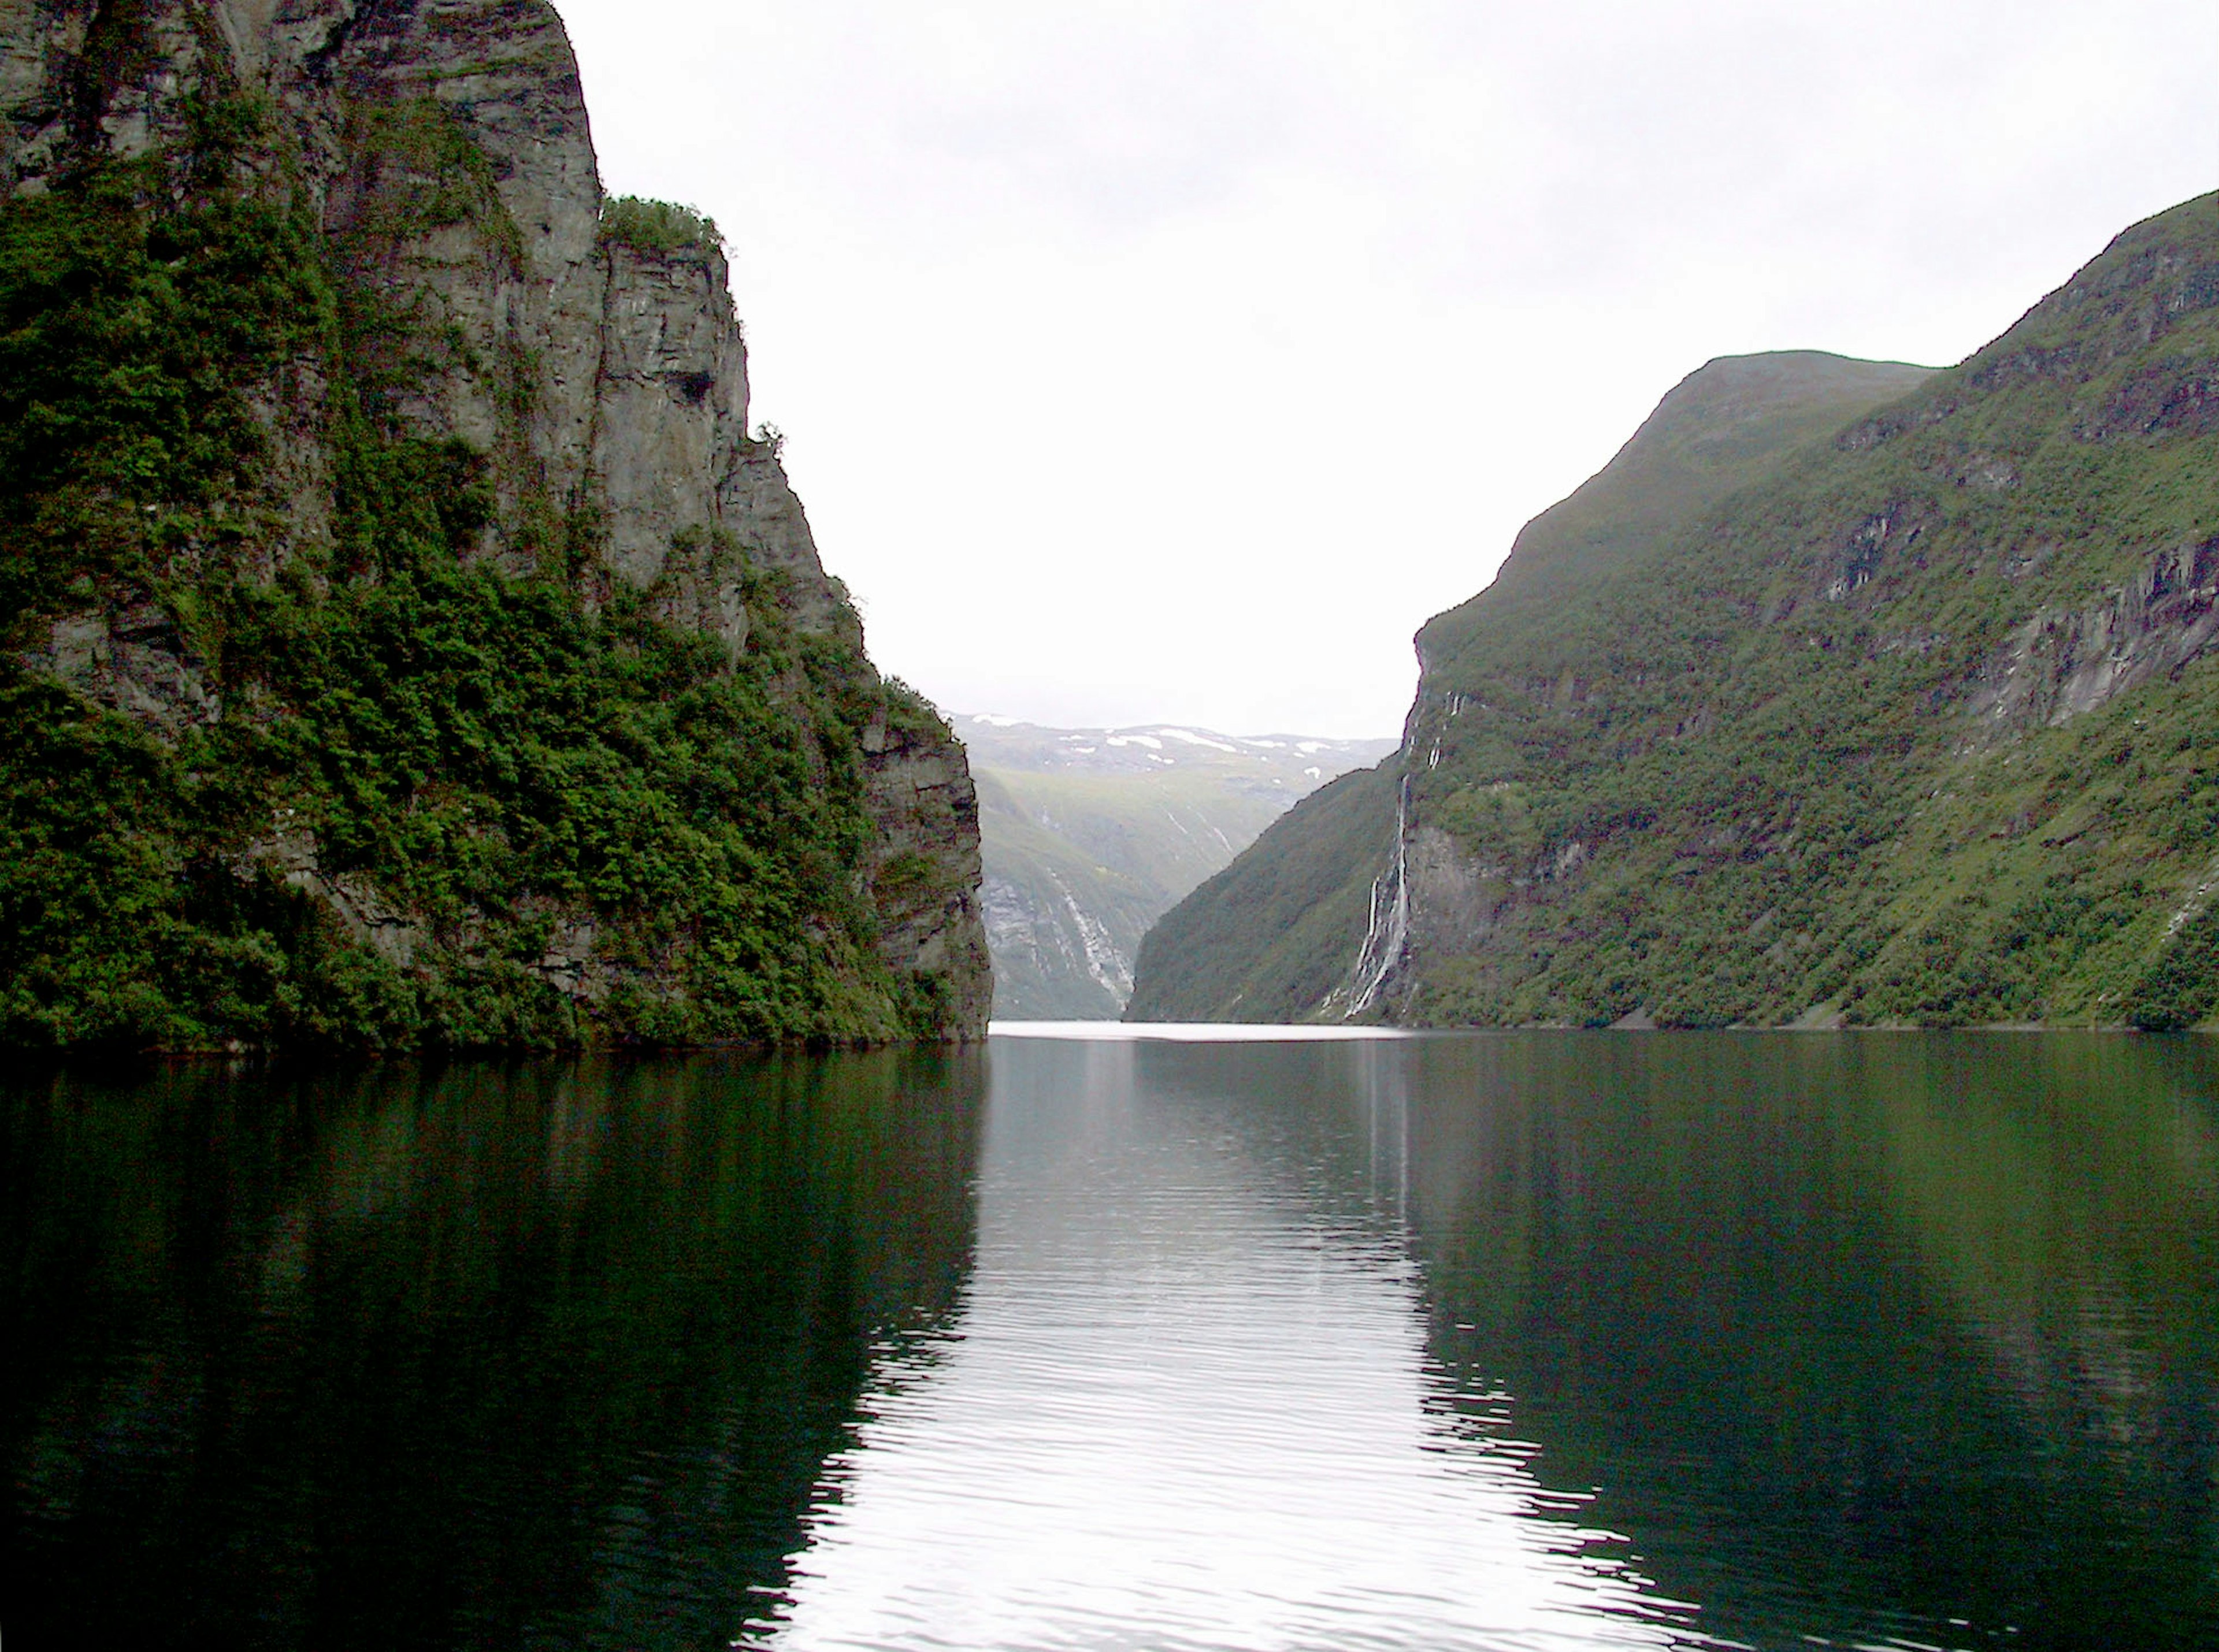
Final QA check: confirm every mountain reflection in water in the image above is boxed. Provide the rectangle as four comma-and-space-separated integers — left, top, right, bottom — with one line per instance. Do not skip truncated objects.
751, 1031, 2219, 1652
4, 1033, 2216, 1651
1, 1053, 985, 1651
752, 1036, 1689, 1650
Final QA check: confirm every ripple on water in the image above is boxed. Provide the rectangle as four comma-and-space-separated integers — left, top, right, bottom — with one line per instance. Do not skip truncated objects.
744, 1038, 1705, 1651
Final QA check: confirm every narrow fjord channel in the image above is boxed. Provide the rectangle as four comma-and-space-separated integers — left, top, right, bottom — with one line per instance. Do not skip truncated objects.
5, 1032, 2217, 1650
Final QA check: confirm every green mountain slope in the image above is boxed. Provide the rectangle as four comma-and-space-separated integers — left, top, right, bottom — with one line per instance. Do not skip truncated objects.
1465, 351, 1938, 618
1131, 192, 2219, 1030
1130, 351, 1938, 1022
1124, 763, 1399, 1022
963, 719, 1393, 1018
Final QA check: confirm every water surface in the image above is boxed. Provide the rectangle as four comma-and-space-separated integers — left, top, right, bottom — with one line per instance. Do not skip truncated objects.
4, 1033, 2216, 1649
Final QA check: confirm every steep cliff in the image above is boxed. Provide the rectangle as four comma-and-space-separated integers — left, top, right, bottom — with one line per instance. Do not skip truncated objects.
0, 0, 988, 1049
1133, 195, 2219, 1030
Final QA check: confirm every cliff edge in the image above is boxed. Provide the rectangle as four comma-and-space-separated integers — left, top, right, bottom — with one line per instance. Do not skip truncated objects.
0, 0, 989, 1048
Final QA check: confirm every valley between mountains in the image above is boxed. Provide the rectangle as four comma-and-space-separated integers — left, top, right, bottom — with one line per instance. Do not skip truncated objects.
962, 717, 1391, 1019
10, 1, 2219, 1046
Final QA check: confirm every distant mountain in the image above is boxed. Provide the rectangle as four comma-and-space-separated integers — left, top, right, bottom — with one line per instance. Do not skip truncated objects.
1131, 191, 2219, 1030
961, 718, 1395, 1019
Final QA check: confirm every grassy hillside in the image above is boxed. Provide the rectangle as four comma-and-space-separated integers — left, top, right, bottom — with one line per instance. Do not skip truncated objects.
1428, 352, 1936, 648
1129, 352, 1937, 1022
1123, 764, 1398, 1022
1135, 192, 2219, 1029
963, 719, 1393, 1018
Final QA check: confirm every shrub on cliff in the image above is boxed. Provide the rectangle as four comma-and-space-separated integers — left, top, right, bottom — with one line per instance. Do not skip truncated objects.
599, 196, 723, 257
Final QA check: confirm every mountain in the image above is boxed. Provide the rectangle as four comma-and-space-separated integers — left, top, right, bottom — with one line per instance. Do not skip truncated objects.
1127, 351, 1935, 1024
960, 717, 1394, 1019
1130, 192, 2219, 1031
0, 0, 988, 1050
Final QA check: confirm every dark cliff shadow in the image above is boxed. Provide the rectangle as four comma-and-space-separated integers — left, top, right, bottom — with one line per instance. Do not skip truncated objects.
0, 1050, 986, 1652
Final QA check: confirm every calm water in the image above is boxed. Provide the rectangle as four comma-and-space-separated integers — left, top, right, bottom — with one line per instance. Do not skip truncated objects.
3, 1033, 2216, 1650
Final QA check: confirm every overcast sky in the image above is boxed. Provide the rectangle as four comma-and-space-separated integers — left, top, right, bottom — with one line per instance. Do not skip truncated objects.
557, 0, 2219, 738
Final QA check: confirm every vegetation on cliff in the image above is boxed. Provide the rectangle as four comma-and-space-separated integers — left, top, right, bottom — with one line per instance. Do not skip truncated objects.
0, 96, 966, 1052
1131, 197, 2219, 1030
600, 195, 723, 258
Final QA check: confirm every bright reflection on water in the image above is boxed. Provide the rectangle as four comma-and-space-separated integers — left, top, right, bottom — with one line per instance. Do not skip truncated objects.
751, 1036, 1697, 1650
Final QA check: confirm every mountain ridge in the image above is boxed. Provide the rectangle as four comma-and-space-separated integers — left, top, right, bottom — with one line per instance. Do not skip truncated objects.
1130, 190, 2219, 1031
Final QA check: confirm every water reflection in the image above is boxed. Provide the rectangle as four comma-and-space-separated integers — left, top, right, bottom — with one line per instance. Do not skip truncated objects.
756, 1033, 2219, 1652
7, 1035, 2217, 1651
1399, 1034, 2219, 1651
751, 1038, 1701, 1651
1, 1052, 985, 1651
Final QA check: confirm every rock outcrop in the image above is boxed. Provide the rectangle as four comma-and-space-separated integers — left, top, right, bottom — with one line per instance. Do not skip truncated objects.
0, 0, 988, 1048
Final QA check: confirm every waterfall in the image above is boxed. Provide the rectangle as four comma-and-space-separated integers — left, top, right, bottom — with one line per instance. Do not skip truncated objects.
1337, 775, 1411, 1019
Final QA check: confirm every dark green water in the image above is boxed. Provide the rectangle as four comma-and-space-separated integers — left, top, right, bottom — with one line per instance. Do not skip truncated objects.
2, 1032, 2215, 1650
1, 1053, 984, 1650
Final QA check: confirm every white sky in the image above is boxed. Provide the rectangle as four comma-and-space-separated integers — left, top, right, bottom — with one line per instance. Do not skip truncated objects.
556, 0, 2219, 738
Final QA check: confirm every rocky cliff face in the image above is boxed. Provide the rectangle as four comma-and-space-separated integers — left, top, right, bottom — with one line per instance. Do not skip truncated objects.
0, 0, 988, 1048
1134, 199, 2219, 1030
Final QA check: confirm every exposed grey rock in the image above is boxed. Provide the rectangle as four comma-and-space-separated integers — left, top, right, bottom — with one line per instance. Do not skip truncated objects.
1970, 537, 2219, 733
1404, 823, 1516, 959
718, 436, 863, 641
25, 605, 222, 738
863, 705, 993, 1033
239, 824, 425, 966
593, 242, 751, 586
